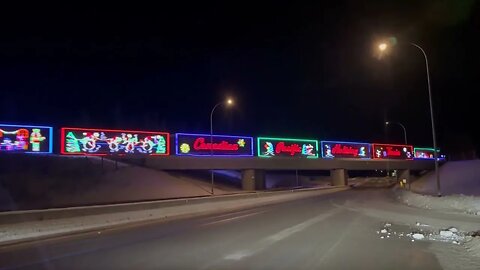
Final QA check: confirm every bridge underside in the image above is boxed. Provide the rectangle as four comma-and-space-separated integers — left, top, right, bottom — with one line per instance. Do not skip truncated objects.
143, 156, 435, 171
135, 157, 437, 191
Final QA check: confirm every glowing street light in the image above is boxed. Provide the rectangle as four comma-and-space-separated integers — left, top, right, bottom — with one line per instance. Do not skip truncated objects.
377, 40, 441, 196
209, 98, 234, 195
385, 121, 407, 144
378, 43, 388, 51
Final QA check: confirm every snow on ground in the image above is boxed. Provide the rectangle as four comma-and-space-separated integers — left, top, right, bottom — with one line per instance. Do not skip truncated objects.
377, 220, 480, 259
395, 188, 480, 215
411, 159, 480, 196
0, 155, 242, 211
386, 160, 480, 261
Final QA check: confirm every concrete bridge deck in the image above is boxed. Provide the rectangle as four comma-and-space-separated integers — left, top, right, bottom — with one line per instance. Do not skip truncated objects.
143, 156, 435, 171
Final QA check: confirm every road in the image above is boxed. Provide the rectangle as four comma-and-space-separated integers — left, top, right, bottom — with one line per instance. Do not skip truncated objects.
1, 188, 479, 270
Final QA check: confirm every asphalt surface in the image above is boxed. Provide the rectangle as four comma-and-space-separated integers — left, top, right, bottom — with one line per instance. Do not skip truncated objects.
1, 188, 478, 270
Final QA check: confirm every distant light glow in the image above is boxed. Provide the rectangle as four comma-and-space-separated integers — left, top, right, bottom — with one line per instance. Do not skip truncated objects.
379, 43, 387, 51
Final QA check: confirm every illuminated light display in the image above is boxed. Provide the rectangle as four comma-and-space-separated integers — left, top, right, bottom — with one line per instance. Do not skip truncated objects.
414, 147, 440, 159
61, 127, 170, 155
0, 124, 53, 153
175, 133, 253, 156
321, 141, 371, 159
257, 137, 319, 158
372, 143, 413, 160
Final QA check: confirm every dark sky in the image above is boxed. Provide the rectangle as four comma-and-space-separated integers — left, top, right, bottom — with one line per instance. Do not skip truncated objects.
0, 1, 478, 157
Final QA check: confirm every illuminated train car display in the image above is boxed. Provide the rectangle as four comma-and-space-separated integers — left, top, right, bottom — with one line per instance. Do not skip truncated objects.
372, 143, 414, 160
61, 127, 170, 156
176, 133, 253, 156
0, 124, 53, 153
0, 123, 443, 160
257, 137, 319, 158
321, 141, 371, 159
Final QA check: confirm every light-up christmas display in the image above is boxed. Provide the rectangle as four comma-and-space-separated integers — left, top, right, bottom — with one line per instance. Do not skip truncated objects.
61, 127, 169, 155
372, 143, 413, 160
321, 141, 371, 159
257, 137, 319, 158
175, 133, 253, 156
414, 147, 442, 159
0, 124, 52, 153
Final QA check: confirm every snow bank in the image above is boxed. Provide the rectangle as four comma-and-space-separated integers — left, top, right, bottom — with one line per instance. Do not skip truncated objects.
0, 155, 241, 211
395, 188, 480, 215
411, 160, 480, 196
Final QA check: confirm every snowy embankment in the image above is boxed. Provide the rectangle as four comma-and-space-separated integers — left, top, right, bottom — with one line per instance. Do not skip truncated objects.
394, 188, 480, 257
0, 155, 241, 211
396, 188, 480, 215
377, 222, 480, 260
411, 159, 480, 196
393, 165, 480, 261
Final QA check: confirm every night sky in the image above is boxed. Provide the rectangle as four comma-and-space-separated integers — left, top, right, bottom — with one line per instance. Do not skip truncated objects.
0, 1, 478, 158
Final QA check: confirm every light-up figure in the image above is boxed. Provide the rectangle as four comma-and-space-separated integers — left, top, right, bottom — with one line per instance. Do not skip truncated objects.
264, 142, 275, 156
155, 135, 166, 154
324, 144, 334, 158
403, 147, 412, 159
29, 129, 46, 152
81, 132, 100, 152
302, 144, 314, 156
3, 138, 14, 151
359, 147, 366, 157
124, 134, 139, 153
16, 129, 29, 150
139, 136, 155, 153
107, 136, 122, 152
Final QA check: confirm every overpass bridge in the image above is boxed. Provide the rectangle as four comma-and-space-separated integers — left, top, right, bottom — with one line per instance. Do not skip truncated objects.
140, 156, 437, 190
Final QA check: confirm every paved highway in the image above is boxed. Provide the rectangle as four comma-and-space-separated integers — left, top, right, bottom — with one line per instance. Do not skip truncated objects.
1, 189, 479, 270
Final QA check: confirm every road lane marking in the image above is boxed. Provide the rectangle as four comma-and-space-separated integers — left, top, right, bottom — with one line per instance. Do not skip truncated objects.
223, 208, 341, 261
201, 208, 268, 221
201, 211, 267, 227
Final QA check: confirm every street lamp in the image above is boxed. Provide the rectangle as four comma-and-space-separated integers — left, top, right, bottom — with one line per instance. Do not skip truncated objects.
378, 43, 387, 51
385, 121, 407, 144
209, 98, 234, 195
378, 40, 441, 196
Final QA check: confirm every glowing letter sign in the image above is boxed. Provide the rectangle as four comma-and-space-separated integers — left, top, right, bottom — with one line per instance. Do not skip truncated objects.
0, 124, 53, 153
61, 127, 170, 155
414, 147, 438, 159
372, 143, 413, 160
257, 137, 318, 158
321, 141, 371, 159
176, 133, 253, 156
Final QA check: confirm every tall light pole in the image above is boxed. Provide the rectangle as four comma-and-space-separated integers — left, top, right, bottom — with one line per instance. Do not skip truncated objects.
209, 98, 233, 195
378, 41, 441, 196
385, 121, 407, 144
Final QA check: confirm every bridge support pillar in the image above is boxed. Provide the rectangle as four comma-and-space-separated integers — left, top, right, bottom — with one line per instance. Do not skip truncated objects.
397, 169, 411, 189
242, 169, 265, 191
331, 169, 348, 186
